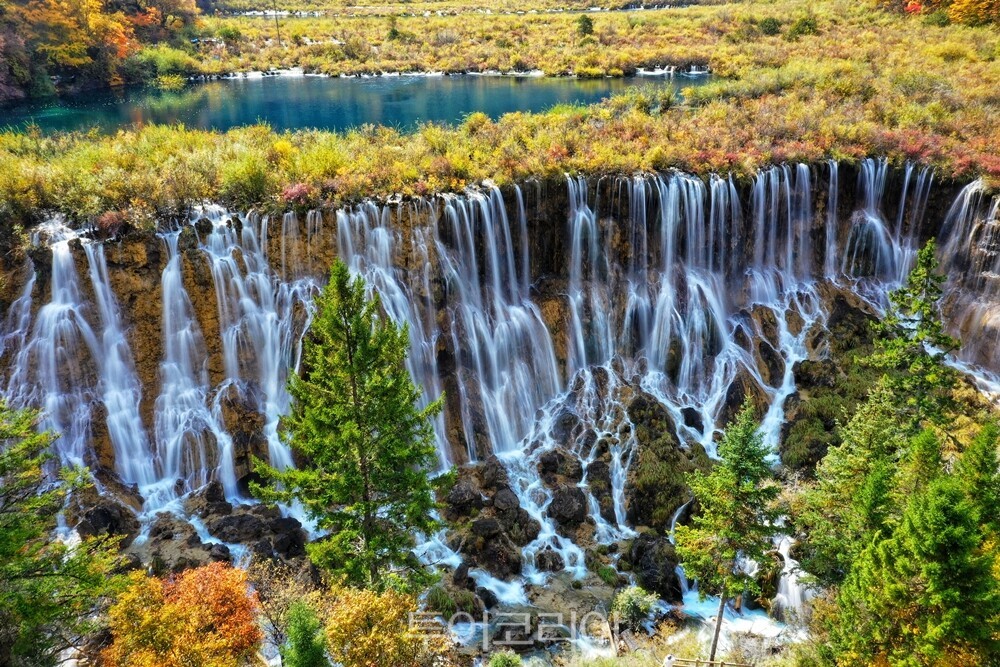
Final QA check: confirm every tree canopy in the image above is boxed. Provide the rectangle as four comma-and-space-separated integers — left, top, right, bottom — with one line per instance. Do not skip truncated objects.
252, 260, 445, 590
0, 402, 124, 666
675, 401, 780, 660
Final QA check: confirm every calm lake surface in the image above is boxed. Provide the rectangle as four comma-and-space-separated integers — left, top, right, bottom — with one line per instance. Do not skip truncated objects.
0, 72, 708, 134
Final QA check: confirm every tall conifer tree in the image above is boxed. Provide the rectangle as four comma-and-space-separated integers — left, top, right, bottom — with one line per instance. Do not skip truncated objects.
253, 261, 444, 590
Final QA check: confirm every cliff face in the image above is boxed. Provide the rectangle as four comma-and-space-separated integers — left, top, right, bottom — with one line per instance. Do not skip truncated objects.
0, 160, 993, 577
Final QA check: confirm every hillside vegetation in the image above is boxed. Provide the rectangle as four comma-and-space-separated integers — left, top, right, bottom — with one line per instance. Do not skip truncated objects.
2, 0, 999, 227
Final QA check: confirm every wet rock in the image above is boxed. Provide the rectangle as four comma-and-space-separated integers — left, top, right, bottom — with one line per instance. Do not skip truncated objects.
824, 287, 878, 354
586, 461, 616, 524
550, 408, 582, 445
493, 487, 520, 513
480, 533, 523, 579
444, 473, 484, 520
719, 368, 770, 426
271, 516, 307, 559
92, 467, 144, 513
547, 485, 588, 529
184, 480, 233, 519
454, 562, 474, 590
539, 448, 584, 485
208, 543, 232, 562
476, 586, 499, 610
794, 359, 838, 389
194, 217, 213, 236
535, 547, 565, 572
89, 403, 115, 472
472, 517, 503, 538
215, 382, 268, 486
748, 305, 781, 350
479, 456, 509, 491
69, 486, 141, 548
756, 339, 786, 387
504, 509, 541, 547
625, 391, 700, 533
625, 534, 682, 603
205, 511, 266, 544
132, 514, 226, 574
681, 407, 704, 433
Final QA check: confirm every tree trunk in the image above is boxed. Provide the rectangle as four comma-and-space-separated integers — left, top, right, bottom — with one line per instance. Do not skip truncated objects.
709, 588, 727, 662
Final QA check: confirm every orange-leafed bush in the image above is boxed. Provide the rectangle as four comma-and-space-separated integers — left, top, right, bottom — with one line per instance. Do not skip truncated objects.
948, 0, 1000, 24
102, 562, 262, 667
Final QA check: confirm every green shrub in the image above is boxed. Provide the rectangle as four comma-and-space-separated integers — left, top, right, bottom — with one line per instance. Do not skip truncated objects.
598, 565, 620, 587
425, 585, 457, 619
136, 45, 201, 76
786, 15, 819, 40
576, 15, 594, 37
923, 10, 951, 26
218, 25, 244, 44
281, 601, 329, 667
611, 586, 658, 632
489, 649, 523, 667
759, 17, 782, 35
220, 154, 274, 209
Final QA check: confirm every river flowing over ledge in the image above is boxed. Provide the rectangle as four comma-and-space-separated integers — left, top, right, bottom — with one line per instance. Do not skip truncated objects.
1, 158, 998, 616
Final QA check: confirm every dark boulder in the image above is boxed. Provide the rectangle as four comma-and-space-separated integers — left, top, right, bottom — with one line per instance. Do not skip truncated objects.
67, 484, 141, 548
625, 534, 682, 603
205, 511, 266, 544
472, 517, 503, 538
539, 448, 584, 485
535, 547, 565, 572
547, 485, 588, 529
444, 474, 484, 520
454, 562, 475, 590
133, 514, 228, 574
480, 456, 510, 491
681, 407, 704, 433
493, 487, 520, 513
73, 496, 141, 548
184, 480, 233, 519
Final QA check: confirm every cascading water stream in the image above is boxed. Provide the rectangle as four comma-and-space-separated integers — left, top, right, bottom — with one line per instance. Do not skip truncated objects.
198, 207, 317, 476
6, 224, 100, 470
8, 158, 1000, 638
82, 243, 157, 490
153, 230, 231, 504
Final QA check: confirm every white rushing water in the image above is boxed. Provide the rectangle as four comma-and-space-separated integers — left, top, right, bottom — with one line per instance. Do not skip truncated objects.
3, 159, 999, 634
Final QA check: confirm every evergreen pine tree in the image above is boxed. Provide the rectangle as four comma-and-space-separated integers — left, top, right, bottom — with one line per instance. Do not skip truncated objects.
252, 261, 445, 590
0, 402, 124, 665
282, 601, 329, 667
794, 379, 906, 587
956, 423, 1000, 536
869, 239, 959, 428
675, 401, 780, 660
833, 475, 1000, 665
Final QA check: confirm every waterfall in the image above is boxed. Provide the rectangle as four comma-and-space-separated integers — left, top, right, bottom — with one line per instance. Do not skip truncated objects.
5, 224, 99, 469
153, 230, 231, 503
335, 201, 454, 469
82, 243, 157, 490
9, 159, 1000, 619
939, 180, 1000, 369
824, 160, 840, 279
773, 535, 811, 623
199, 207, 317, 475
